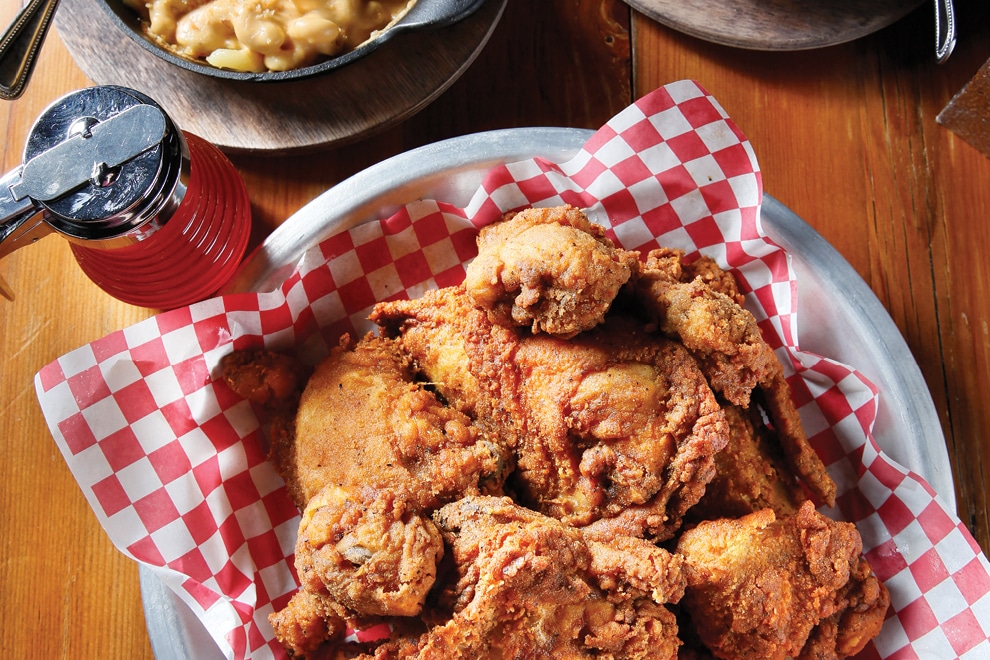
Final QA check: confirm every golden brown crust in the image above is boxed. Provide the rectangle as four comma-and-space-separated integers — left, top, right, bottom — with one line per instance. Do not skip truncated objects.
289, 333, 510, 511
675, 501, 889, 660
377, 288, 730, 541
633, 248, 837, 507
511, 315, 729, 539
421, 495, 684, 659
294, 485, 444, 618
464, 205, 639, 338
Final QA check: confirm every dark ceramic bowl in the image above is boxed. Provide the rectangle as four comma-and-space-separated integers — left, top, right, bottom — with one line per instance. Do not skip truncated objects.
99, 0, 485, 82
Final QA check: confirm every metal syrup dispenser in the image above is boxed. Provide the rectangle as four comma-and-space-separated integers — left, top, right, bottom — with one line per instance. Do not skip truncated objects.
0, 85, 251, 309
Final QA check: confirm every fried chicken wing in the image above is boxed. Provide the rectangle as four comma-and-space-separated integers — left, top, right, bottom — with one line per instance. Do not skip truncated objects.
286, 333, 510, 510
632, 248, 778, 407
464, 205, 639, 337
675, 501, 889, 660
415, 495, 684, 659
632, 248, 837, 507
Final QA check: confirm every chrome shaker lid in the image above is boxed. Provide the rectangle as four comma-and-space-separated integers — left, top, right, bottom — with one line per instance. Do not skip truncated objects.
14, 85, 187, 242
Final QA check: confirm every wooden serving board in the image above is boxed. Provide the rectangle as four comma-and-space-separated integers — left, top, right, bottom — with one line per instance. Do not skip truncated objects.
625, 0, 924, 50
55, 0, 506, 154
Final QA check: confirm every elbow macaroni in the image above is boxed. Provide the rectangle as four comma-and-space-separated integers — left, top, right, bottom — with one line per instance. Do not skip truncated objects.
123, 0, 415, 73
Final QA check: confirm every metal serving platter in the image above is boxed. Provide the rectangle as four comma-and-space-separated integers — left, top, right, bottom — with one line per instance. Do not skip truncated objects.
142, 127, 952, 658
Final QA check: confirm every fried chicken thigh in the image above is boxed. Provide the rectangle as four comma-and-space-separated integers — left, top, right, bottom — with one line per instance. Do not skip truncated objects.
510, 315, 729, 539
286, 333, 510, 510
375, 288, 730, 541
464, 205, 639, 337
675, 501, 888, 660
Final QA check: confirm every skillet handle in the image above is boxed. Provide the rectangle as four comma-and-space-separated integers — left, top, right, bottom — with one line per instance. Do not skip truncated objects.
395, 0, 487, 32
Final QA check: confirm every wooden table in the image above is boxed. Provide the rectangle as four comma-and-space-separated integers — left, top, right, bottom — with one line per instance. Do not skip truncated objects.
2, 1, 988, 656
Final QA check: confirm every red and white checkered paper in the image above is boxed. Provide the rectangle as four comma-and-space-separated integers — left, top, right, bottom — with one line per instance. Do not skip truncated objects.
35, 80, 990, 659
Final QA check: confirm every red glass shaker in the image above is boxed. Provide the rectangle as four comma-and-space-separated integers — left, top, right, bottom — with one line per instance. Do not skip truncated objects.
0, 85, 250, 309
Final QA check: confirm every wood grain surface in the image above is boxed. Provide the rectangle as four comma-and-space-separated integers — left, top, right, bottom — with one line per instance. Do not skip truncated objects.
2, 0, 989, 657
55, 0, 507, 153
626, 0, 924, 50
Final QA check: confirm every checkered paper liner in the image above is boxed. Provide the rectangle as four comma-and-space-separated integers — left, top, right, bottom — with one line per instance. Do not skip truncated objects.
34, 80, 990, 659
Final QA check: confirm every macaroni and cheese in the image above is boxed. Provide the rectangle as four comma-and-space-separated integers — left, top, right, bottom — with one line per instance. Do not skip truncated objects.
123, 0, 415, 73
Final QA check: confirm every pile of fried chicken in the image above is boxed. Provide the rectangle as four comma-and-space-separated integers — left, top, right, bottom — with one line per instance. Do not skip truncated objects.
222, 205, 889, 659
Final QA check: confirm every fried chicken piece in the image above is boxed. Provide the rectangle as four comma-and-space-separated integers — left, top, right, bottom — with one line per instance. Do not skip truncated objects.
675, 501, 889, 660
269, 587, 346, 658
269, 484, 446, 657
292, 485, 444, 619
510, 314, 729, 540
220, 348, 309, 407
371, 285, 506, 425
412, 495, 684, 659
464, 205, 639, 337
284, 333, 510, 510
220, 348, 311, 474
633, 248, 778, 407
376, 287, 730, 541
632, 247, 837, 507
687, 404, 806, 522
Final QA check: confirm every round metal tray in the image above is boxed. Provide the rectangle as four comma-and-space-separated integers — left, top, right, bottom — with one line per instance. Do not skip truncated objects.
143, 127, 952, 658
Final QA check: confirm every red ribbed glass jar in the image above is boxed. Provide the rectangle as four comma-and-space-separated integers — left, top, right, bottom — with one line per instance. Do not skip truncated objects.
70, 132, 251, 309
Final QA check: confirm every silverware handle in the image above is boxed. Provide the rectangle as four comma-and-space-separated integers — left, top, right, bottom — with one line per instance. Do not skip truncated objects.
935, 0, 956, 64
0, 0, 62, 100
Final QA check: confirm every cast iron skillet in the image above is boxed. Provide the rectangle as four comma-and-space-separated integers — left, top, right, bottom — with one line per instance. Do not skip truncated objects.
99, 0, 486, 82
